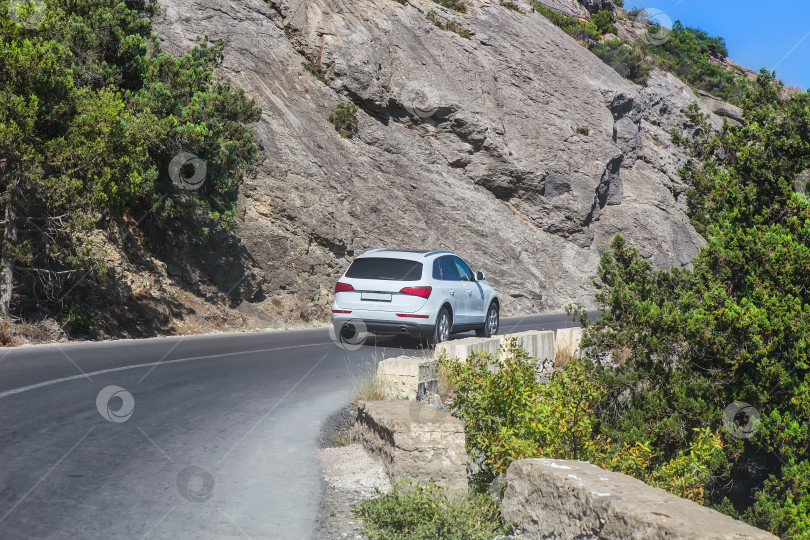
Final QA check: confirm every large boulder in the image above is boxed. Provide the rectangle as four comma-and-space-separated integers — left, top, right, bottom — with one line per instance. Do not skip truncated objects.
502, 458, 778, 539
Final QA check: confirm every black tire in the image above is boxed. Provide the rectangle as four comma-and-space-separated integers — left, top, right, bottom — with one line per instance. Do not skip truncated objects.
428, 306, 452, 347
476, 302, 499, 338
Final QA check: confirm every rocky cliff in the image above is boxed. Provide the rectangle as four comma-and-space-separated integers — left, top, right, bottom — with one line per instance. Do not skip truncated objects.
148, 0, 719, 322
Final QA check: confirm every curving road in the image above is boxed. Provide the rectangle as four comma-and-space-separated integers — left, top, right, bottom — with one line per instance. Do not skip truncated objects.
0, 313, 581, 539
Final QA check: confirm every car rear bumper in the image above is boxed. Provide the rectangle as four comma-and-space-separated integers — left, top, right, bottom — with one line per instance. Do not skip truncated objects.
331, 315, 434, 338
363, 320, 434, 337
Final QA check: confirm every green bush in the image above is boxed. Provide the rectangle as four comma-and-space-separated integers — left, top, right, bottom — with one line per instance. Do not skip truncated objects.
743, 460, 810, 539
441, 338, 726, 501
641, 21, 740, 103
591, 10, 618, 35
532, 3, 601, 41
354, 481, 511, 540
441, 339, 605, 487
64, 302, 94, 334
302, 61, 328, 84
328, 102, 359, 138
590, 39, 652, 85
0, 0, 262, 304
433, 0, 467, 13
573, 72, 810, 536
426, 10, 472, 39
444, 19, 472, 39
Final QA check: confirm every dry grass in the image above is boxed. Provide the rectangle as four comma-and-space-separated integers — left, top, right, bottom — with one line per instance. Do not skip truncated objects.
291, 296, 328, 323
554, 346, 577, 369
350, 355, 391, 405
331, 432, 351, 447
0, 318, 18, 347
437, 363, 457, 404
294, 298, 318, 322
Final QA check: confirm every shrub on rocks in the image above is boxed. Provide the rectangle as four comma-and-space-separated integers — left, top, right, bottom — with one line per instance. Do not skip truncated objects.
328, 102, 359, 138
442, 338, 726, 501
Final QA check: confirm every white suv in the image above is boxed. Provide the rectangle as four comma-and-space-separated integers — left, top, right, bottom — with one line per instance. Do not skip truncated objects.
331, 249, 500, 345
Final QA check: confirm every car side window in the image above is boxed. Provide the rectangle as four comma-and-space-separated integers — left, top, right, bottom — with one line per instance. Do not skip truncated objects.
452, 257, 472, 282
437, 256, 460, 281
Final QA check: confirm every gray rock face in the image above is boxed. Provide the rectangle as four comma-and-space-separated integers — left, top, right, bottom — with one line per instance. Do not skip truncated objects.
153, 0, 715, 316
697, 90, 744, 126
578, 0, 615, 14
502, 458, 778, 539
533, 0, 589, 17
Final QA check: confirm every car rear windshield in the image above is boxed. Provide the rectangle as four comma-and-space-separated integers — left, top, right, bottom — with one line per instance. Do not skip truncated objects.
345, 258, 423, 281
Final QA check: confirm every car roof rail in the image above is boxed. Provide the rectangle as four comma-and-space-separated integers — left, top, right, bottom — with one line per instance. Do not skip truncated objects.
424, 250, 454, 258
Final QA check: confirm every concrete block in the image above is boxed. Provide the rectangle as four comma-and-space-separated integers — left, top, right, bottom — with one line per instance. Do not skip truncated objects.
377, 356, 438, 400
355, 401, 467, 494
499, 330, 555, 380
502, 458, 777, 539
499, 330, 554, 363
434, 336, 500, 361
435, 332, 556, 377
556, 327, 584, 364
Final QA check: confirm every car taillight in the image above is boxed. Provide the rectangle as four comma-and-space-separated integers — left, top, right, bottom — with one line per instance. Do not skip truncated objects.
400, 286, 432, 298
396, 313, 429, 318
335, 282, 354, 292
332, 309, 352, 314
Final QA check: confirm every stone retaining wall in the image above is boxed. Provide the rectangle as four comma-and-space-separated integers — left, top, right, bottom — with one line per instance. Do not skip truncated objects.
354, 400, 468, 494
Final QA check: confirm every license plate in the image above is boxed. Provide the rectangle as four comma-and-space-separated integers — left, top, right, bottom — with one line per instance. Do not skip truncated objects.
361, 292, 392, 302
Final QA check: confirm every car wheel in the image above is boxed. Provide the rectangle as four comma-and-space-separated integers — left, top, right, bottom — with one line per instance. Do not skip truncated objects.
476, 302, 499, 338
429, 307, 452, 347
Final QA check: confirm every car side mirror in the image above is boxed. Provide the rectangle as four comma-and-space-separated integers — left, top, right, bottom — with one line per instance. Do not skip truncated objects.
474, 271, 486, 281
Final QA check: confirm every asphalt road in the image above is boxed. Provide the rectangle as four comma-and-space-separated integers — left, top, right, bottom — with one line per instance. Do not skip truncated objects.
0, 312, 582, 539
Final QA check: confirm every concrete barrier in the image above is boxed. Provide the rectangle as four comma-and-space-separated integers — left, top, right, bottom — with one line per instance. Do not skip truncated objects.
502, 458, 777, 539
376, 356, 438, 400
555, 327, 584, 366
435, 331, 557, 377
355, 401, 467, 494
434, 336, 501, 361
500, 330, 556, 380
500, 330, 554, 362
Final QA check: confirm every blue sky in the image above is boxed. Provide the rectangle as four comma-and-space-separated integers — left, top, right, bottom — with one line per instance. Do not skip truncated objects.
625, 1, 810, 89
